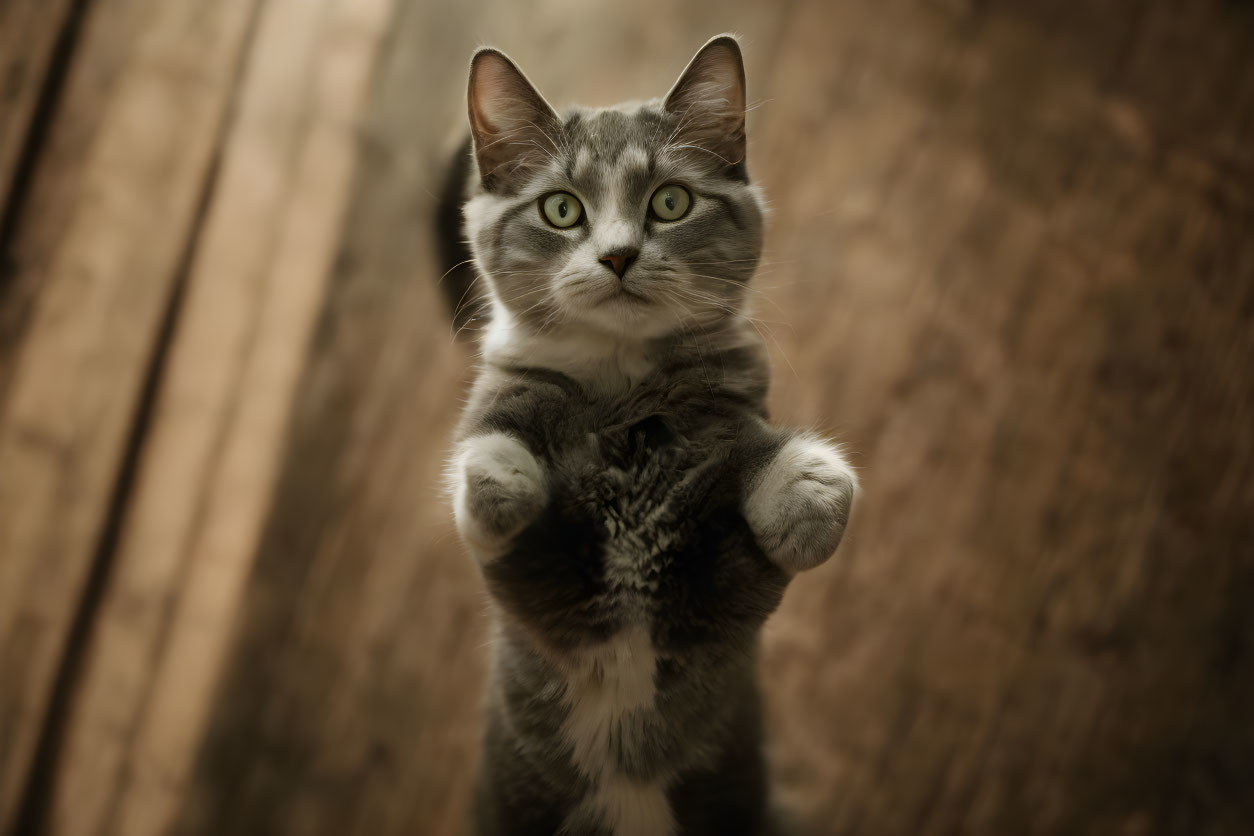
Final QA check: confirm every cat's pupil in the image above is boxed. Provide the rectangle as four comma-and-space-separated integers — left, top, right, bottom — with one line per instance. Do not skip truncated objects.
558, 200, 568, 218
665, 193, 675, 210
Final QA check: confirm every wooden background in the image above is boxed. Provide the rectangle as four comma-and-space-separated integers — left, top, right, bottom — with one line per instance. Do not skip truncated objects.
1, 1, 1252, 834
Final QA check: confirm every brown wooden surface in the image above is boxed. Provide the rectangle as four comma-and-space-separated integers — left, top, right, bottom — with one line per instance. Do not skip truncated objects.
0, 0, 75, 219
1, 1, 1252, 835
0, 0, 77, 413
0, 0, 258, 831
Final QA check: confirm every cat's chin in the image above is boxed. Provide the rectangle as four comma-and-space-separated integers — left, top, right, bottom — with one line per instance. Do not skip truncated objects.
552, 288, 676, 339
560, 276, 653, 308
567, 302, 682, 341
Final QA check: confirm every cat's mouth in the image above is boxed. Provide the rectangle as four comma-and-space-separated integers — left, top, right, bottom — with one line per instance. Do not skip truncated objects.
575, 279, 653, 307
607, 284, 651, 304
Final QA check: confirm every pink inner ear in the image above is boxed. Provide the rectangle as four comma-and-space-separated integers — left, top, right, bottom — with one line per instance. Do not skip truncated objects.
687, 75, 743, 116
695, 55, 744, 113
666, 41, 746, 128
471, 59, 514, 134
468, 51, 559, 184
473, 61, 522, 132
664, 40, 748, 165
471, 52, 556, 136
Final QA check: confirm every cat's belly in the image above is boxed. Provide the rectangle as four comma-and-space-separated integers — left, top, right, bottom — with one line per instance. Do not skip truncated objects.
558, 622, 675, 836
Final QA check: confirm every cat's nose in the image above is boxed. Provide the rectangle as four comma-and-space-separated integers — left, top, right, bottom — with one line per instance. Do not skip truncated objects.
598, 249, 638, 279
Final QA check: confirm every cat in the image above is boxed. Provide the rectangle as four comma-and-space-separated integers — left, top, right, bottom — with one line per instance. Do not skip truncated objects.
441, 35, 858, 836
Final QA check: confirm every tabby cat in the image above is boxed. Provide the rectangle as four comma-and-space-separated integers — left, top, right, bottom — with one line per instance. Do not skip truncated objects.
441, 35, 857, 836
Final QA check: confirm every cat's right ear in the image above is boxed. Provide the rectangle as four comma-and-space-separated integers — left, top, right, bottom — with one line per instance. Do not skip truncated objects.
468, 49, 561, 191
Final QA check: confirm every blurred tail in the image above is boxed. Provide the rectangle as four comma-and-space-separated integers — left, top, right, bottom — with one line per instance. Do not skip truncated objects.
435, 136, 483, 336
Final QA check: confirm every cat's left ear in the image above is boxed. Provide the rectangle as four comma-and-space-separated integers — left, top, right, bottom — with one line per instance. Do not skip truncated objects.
468, 48, 562, 191
664, 35, 747, 167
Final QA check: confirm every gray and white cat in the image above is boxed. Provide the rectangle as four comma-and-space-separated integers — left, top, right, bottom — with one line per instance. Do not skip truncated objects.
442, 35, 858, 836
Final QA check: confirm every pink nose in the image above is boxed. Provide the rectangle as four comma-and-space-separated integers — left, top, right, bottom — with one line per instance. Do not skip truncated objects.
598, 251, 637, 278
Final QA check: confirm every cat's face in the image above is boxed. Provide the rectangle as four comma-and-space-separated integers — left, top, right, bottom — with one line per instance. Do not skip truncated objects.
463, 36, 764, 340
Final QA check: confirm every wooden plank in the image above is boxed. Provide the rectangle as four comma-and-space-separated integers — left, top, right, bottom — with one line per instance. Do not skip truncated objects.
0, 0, 76, 217
41, 1, 396, 834
0, 0, 258, 832
754, 1, 1254, 833
0, 0, 77, 411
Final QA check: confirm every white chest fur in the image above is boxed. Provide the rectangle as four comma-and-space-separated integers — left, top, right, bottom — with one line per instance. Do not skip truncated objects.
559, 623, 675, 836
483, 309, 658, 389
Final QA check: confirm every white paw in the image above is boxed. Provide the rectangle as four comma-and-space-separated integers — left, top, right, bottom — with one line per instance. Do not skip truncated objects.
451, 433, 547, 557
745, 435, 857, 573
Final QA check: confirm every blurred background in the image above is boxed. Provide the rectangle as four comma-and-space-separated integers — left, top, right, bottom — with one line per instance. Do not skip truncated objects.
1, 0, 1252, 834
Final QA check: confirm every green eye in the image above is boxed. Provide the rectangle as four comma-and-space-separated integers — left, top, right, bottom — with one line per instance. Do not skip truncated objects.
541, 192, 583, 228
650, 184, 691, 221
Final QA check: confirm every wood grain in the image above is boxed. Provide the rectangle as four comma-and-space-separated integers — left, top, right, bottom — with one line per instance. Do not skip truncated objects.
0, 0, 257, 831
40, 1, 395, 834
0, 0, 1251, 834
0, 0, 80, 414
0, 0, 76, 219
755, 3, 1254, 833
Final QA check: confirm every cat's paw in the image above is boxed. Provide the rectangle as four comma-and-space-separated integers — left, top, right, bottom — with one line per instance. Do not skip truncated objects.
452, 433, 547, 557
745, 435, 857, 573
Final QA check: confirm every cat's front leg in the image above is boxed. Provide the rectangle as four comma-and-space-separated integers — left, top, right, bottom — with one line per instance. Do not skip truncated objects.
452, 433, 547, 557
745, 434, 857, 573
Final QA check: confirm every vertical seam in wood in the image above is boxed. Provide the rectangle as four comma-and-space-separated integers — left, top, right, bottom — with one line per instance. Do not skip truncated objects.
5, 2, 267, 833
0, 0, 91, 284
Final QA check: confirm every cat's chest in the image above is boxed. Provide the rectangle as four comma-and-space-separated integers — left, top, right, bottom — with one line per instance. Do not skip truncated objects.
485, 326, 658, 390
560, 622, 658, 768
558, 623, 676, 836
589, 442, 715, 589
598, 484, 681, 595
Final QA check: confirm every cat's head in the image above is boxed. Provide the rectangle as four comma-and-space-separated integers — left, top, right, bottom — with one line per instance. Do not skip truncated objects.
463, 35, 764, 341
